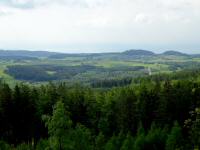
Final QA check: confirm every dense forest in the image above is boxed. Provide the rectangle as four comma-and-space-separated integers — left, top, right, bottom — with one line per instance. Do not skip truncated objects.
0, 69, 200, 150
6, 65, 145, 82
2, 49, 200, 87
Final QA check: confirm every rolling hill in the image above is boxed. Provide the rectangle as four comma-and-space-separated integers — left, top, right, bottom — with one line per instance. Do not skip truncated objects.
161, 50, 189, 57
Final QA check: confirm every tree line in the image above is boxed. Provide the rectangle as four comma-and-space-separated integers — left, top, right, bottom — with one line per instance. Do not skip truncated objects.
0, 76, 200, 149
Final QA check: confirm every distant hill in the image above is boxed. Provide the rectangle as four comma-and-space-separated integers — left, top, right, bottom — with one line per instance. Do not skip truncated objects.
0, 50, 59, 58
49, 53, 90, 59
122, 49, 155, 56
0, 49, 198, 59
162, 51, 189, 57
0, 55, 38, 60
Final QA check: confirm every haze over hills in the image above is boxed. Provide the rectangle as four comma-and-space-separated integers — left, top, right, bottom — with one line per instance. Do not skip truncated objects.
0, 49, 194, 58
122, 49, 155, 56
0, 50, 58, 57
161, 50, 189, 57
2, 48, 199, 84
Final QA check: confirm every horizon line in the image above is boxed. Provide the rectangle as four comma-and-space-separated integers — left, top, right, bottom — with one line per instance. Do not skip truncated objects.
0, 48, 200, 55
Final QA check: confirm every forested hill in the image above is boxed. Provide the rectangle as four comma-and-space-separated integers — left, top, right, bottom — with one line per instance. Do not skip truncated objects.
0, 50, 59, 57
1, 49, 200, 86
0, 49, 193, 58
0, 69, 200, 149
161, 50, 189, 56
122, 49, 155, 56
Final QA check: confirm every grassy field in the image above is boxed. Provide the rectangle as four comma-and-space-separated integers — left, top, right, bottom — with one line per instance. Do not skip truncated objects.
1, 50, 200, 86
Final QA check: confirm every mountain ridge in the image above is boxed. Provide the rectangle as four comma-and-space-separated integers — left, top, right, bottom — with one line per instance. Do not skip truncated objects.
122, 49, 155, 56
161, 50, 189, 56
0, 49, 198, 58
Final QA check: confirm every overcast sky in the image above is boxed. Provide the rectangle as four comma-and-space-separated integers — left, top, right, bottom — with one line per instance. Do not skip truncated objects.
0, 0, 200, 53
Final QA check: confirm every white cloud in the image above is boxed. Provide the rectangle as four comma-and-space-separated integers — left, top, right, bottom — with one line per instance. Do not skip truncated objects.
0, 0, 200, 53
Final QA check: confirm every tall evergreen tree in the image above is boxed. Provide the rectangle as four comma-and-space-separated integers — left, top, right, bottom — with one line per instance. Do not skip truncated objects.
120, 133, 134, 150
71, 124, 93, 150
42, 100, 72, 150
95, 132, 106, 150
166, 121, 183, 150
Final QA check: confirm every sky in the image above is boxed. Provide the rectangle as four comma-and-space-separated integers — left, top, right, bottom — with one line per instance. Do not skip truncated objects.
0, 0, 200, 53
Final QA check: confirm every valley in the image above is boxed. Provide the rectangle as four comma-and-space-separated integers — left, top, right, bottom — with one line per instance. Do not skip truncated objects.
0, 49, 200, 87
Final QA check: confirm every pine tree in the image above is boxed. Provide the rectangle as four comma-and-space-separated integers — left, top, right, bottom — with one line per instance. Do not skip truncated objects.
120, 133, 134, 150
71, 124, 93, 150
105, 135, 118, 150
105, 132, 125, 150
144, 123, 167, 150
95, 132, 106, 150
42, 100, 72, 150
134, 125, 146, 150
165, 121, 183, 150
185, 108, 200, 149
0, 83, 12, 141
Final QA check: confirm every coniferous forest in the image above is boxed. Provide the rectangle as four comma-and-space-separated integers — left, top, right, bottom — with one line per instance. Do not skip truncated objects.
0, 71, 200, 150
0, 0, 200, 148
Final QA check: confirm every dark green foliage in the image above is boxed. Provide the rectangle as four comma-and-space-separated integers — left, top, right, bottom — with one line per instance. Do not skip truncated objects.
120, 133, 134, 150
0, 141, 11, 150
71, 124, 93, 150
165, 122, 183, 150
0, 72, 200, 149
91, 78, 132, 88
134, 124, 146, 150
138, 85, 160, 129
35, 139, 49, 150
144, 123, 167, 150
6, 65, 57, 81
185, 107, 200, 149
105, 132, 125, 150
6, 64, 145, 83
15, 143, 33, 150
42, 101, 72, 150
95, 132, 106, 150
